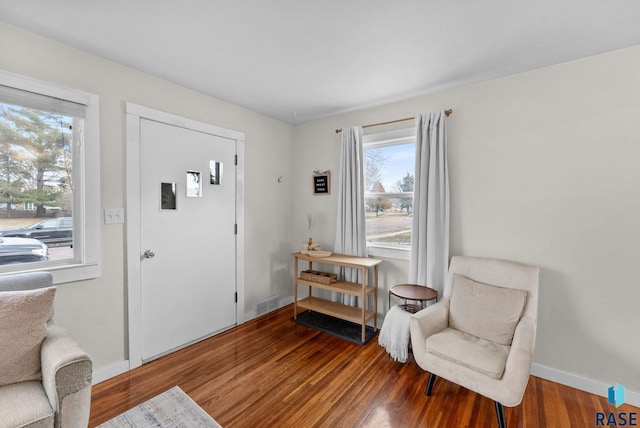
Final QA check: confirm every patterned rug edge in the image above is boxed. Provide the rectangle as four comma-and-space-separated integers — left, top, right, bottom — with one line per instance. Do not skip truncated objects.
97, 386, 221, 427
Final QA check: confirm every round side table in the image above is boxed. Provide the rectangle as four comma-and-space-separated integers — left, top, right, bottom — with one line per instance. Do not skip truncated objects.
389, 284, 438, 313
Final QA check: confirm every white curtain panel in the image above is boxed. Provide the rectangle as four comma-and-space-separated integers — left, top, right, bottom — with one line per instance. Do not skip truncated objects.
333, 126, 367, 305
408, 112, 450, 296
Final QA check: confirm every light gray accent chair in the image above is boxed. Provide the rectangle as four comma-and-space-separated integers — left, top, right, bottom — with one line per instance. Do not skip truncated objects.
0, 272, 92, 428
410, 256, 540, 428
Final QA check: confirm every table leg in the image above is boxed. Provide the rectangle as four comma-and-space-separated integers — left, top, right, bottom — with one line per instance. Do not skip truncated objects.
374, 265, 378, 331
361, 266, 366, 343
293, 256, 298, 319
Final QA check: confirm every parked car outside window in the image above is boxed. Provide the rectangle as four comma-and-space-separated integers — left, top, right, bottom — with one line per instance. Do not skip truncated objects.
0, 237, 48, 265
0, 217, 73, 246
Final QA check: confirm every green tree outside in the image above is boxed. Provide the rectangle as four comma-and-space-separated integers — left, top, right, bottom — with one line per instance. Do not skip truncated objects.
393, 172, 414, 214
0, 104, 72, 218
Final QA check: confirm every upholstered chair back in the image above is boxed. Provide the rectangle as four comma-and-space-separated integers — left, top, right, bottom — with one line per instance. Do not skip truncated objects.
442, 256, 539, 324
0, 271, 55, 320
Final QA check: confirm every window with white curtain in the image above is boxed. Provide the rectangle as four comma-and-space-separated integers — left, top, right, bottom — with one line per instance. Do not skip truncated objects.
0, 71, 100, 282
363, 127, 415, 260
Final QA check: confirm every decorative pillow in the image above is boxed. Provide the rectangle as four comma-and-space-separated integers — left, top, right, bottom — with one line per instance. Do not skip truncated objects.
449, 274, 526, 346
0, 287, 56, 387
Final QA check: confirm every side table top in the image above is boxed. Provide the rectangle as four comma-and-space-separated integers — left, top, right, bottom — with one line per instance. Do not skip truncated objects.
389, 284, 438, 301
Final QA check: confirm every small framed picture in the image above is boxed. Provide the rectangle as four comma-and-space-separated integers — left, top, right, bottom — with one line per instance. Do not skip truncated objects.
186, 170, 202, 197
313, 173, 330, 195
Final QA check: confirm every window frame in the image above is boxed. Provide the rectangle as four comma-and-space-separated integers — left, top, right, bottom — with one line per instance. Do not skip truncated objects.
363, 127, 415, 261
0, 71, 101, 283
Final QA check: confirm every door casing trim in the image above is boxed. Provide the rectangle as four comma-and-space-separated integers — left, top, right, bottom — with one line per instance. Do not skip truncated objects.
125, 102, 245, 370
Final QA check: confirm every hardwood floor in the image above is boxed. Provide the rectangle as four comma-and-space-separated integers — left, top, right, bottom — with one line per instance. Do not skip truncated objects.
90, 305, 636, 427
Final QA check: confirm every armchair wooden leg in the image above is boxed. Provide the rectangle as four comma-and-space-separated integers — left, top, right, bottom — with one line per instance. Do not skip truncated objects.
425, 373, 437, 396
495, 402, 506, 428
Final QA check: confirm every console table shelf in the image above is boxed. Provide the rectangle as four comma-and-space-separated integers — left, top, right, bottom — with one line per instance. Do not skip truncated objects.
297, 296, 376, 325
296, 278, 375, 296
292, 252, 382, 343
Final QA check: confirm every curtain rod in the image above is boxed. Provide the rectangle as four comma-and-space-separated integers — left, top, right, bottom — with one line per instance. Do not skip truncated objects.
335, 109, 452, 134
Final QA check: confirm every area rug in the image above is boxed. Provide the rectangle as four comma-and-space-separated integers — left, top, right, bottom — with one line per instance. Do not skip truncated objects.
97, 386, 221, 428
292, 310, 377, 345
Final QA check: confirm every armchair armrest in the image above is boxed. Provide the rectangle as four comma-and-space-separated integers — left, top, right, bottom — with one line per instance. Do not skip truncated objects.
409, 299, 450, 369
41, 324, 92, 427
410, 299, 450, 340
500, 317, 537, 406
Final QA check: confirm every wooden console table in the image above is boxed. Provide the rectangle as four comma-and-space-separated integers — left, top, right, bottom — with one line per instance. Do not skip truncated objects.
292, 252, 383, 343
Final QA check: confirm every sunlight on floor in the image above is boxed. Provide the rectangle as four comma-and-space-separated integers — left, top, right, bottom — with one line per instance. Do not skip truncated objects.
361, 407, 393, 428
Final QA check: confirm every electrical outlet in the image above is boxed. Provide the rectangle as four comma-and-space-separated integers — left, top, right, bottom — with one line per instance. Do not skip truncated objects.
104, 208, 125, 224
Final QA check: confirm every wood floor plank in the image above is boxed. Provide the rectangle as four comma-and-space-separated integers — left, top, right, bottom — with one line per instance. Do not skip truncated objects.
90, 306, 638, 427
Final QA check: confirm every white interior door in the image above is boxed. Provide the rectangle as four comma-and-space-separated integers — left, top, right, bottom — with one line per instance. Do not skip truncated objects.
139, 118, 237, 361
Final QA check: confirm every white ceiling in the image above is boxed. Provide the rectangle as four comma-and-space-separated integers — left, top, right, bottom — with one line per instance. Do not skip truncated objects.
2, 1, 640, 125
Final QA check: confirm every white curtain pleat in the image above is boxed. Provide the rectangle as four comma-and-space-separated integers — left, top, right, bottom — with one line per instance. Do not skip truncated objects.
408, 112, 450, 296
333, 126, 367, 305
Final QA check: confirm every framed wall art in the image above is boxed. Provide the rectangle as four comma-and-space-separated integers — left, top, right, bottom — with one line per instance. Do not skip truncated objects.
313, 172, 330, 195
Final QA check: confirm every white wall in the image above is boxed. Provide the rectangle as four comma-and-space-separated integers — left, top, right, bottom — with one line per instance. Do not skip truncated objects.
293, 45, 640, 399
0, 22, 294, 373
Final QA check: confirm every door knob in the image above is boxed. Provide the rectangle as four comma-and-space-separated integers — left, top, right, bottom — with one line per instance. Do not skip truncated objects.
143, 250, 155, 259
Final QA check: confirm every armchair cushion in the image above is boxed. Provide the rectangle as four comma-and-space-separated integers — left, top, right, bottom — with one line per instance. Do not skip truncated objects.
449, 274, 526, 346
0, 287, 56, 387
426, 328, 511, 379
0, 381, 54, 428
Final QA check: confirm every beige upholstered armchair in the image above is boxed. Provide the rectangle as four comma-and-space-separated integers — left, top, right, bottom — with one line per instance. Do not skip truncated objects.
410, 256, 539, 428
0, 272, 92, 428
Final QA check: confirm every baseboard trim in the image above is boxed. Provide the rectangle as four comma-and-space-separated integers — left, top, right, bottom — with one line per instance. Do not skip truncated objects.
531, 363, 640, 408
244, 295, 293, 321
92, 360, 130, 385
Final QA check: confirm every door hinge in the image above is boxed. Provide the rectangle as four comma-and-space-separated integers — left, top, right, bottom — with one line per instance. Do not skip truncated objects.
234, 224, 237, 235
234, 155, 238, 165
235, 292, 238, 303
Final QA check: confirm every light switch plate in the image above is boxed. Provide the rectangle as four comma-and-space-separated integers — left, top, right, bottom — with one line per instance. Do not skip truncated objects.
104, 208, 124, 224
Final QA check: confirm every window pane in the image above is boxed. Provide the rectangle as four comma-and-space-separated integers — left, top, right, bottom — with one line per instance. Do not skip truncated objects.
0, 102, 74, 266
365, 142, 414, 248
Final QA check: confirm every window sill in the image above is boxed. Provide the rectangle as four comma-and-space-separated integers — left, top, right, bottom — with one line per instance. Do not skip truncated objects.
367, 245, 410, 261
49, 262, 101, 284
0, 261, 100, 285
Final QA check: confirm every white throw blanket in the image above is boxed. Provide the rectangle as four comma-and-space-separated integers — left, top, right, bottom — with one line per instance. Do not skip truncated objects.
378, 304, 412, 363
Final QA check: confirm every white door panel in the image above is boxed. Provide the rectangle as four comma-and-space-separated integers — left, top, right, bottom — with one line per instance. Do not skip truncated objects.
140, 118, 236, 361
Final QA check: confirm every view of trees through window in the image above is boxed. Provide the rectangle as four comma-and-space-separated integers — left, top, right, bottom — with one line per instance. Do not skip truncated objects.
364, 139, 415, 248
0, 102, 74, 265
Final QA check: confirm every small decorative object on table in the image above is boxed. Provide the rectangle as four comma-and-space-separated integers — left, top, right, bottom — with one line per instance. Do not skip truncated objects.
300, 241, 332, 257
300, 213, 332, 257
306, 213, 314, 247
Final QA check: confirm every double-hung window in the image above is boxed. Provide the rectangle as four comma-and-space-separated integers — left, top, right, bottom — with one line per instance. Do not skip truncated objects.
0, 71, 100, 282
363, 128, 415, 260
